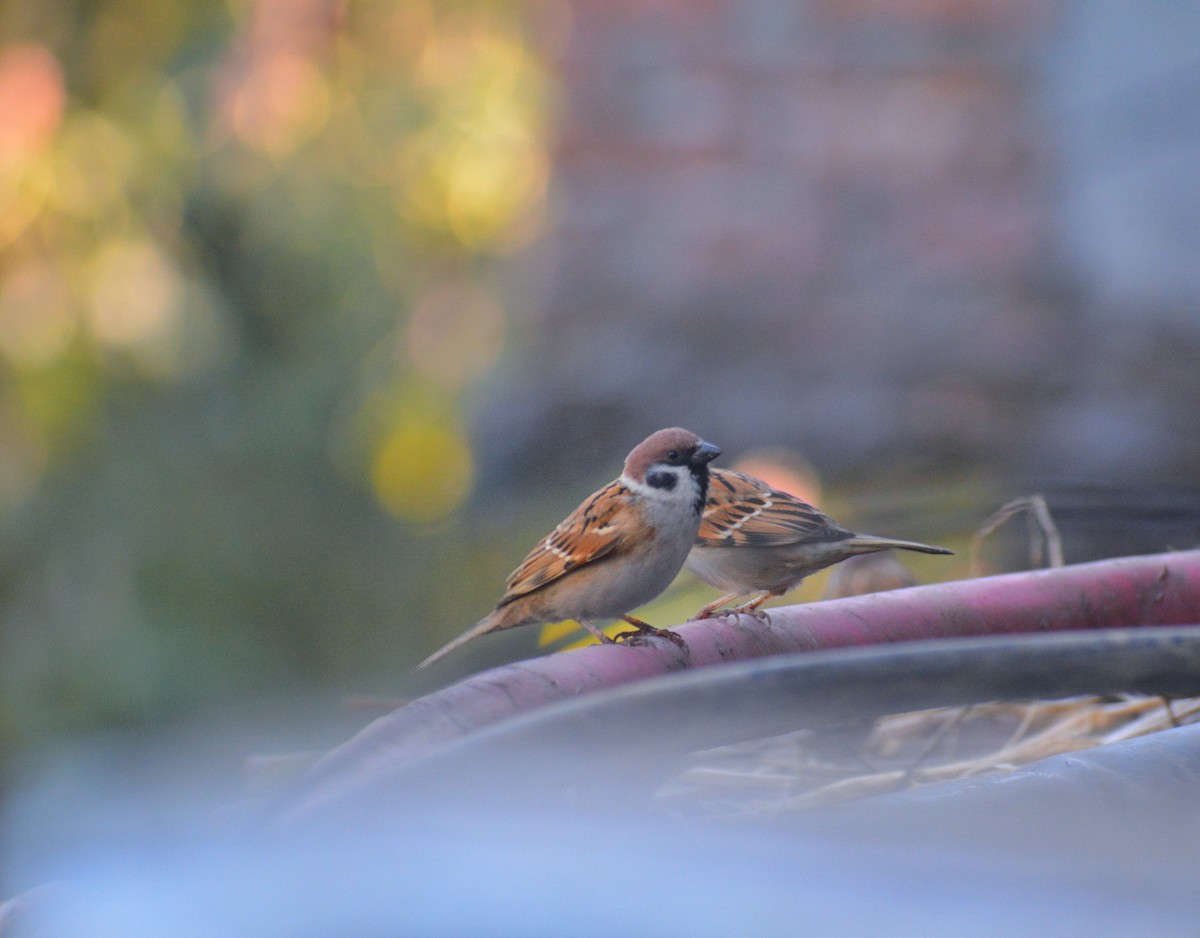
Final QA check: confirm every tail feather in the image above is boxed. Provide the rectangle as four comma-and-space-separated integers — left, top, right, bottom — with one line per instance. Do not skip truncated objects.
844, 535, 954, 557
415, 609, 507, 671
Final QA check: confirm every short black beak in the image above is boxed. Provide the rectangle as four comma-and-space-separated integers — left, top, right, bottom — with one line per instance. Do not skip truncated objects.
691, 440, 721, 466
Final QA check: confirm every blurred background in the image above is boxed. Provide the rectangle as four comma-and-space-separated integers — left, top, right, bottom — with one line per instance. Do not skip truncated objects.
1, 0, 1199, 768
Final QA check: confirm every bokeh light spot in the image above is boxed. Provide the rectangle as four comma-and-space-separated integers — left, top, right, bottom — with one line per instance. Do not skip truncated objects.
53, 114, 137, 218
87, 240, 185, 359
445, 137, 547, 249
731, 450, 823, 505
135, 279, 230, 381
370, 421, 474, 523
0, 261, 75, 367
229, 53, 331, 156
396, 27, 549, 250
405, 281, 505, 387
0, 44, 65, 168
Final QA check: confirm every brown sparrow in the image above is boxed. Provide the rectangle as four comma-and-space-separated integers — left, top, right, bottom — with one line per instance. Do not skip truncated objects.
687, 468, 952, 618
416, 428, 721, 669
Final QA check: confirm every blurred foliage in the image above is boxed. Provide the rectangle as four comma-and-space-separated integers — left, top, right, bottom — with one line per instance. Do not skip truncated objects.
0, 0, 560, 752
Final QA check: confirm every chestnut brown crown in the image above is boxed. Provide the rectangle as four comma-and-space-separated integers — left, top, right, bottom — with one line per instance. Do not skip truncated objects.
623, 427, 721, 482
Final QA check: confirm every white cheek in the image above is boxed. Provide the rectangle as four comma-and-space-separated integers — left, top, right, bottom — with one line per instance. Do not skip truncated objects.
622, 467, 693, 503
621, 468, 703, 541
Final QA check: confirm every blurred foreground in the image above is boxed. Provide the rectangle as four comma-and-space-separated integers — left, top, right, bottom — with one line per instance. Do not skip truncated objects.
6, 627, 1200, 936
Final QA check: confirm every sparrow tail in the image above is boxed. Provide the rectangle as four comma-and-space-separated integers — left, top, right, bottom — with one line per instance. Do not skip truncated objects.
415, 609, 506, 671
845, 535, 954, 557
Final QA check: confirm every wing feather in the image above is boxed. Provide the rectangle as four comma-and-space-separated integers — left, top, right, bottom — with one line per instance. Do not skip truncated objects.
499, 481, 630, 603
698, 469, 851, 547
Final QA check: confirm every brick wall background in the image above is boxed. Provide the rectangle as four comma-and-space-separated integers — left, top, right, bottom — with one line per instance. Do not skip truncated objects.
475, 0, 1200, 489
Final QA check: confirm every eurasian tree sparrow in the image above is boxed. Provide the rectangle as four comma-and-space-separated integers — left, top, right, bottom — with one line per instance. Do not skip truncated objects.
687, 468, 952, 618
416, 428, 721, 669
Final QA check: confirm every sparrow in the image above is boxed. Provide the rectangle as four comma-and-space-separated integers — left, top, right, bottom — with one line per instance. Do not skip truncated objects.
416, 428, 722, 669
686, 468, 953, 618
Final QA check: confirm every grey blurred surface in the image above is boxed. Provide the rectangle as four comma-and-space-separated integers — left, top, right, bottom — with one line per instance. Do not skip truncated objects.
8, 629, 1200, 935
8, 799, 1200, 937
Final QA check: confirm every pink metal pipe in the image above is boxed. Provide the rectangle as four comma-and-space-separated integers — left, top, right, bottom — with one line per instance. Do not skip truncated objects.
281, 550, 1200, 820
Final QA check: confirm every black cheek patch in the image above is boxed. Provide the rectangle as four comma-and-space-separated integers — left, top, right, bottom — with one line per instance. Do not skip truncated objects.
646, 469, 678, 491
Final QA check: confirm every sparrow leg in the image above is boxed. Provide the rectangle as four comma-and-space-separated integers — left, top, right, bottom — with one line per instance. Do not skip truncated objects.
730, 592, 773, 619
579, 619, 618, 644
615, 615, 687, 650
692, 592, 748, 620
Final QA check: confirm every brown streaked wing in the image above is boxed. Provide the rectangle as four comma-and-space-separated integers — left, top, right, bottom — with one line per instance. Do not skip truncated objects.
698, 469, 850, 547
499, 481, 631, 602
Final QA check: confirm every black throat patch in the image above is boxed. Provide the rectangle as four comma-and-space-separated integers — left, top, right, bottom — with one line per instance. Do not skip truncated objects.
690, 465, 710, 515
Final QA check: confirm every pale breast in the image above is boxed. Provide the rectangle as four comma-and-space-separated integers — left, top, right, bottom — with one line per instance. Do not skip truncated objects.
687, 542, 859, 594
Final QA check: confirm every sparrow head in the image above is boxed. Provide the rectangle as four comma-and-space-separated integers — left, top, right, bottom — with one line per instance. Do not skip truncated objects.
623, 427, 721, 507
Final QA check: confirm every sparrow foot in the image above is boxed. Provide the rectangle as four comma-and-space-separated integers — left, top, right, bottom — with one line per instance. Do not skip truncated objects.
693, 601, 770, 621
728, 592, 773, 619
691, 592, 745, 620
615, 616, 688, 649
615, 628, 687, 649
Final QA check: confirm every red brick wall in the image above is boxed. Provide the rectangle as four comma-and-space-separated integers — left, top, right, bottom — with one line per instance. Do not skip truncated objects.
478, 1, 1200, 486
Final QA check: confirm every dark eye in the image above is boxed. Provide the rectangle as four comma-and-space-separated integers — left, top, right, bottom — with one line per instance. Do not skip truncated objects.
666, 449, 680, 464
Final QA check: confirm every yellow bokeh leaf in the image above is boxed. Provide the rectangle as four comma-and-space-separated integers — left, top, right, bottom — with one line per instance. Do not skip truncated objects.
537, 619, 580, 647
547, 621, 629, 652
